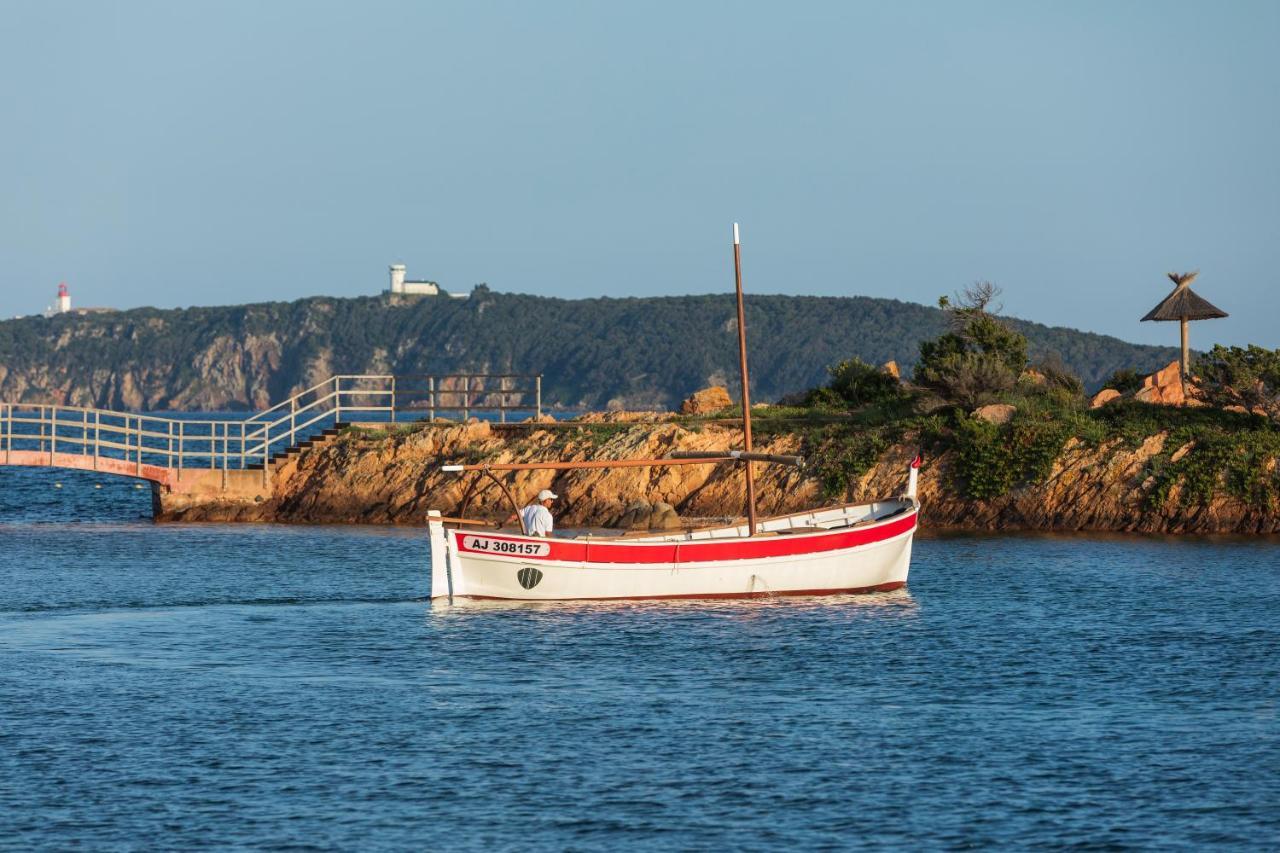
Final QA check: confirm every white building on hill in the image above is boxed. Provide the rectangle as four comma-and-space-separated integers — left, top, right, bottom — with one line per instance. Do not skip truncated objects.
387, 264, 439, 296
42, 282, 117, 318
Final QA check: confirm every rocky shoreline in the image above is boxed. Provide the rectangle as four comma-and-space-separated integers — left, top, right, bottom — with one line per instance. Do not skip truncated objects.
154, 418, 1280, 535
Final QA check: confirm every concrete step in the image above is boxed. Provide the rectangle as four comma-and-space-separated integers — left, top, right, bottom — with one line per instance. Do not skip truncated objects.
251, 422, 351, 469
258, 422, 350, 466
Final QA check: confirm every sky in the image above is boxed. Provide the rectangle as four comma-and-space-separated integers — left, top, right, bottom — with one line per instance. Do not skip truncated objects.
2, 0, 1277, 349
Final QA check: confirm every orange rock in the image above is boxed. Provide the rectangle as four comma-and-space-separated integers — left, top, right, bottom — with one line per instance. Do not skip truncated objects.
1134, 361, 1190, 406
681, 386, 733, 415
461, 420, 491, 439
1090, 389, 1122, 409
881, 361, 901, 380
972, 403, 1016, 424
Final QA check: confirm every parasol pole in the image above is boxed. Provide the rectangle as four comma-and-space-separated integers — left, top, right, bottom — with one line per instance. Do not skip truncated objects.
1180, 316, 1189, 397
733, 222, 758, 535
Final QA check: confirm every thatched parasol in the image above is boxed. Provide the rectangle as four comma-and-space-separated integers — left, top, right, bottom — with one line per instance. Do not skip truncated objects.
1140, 271, 1228, 393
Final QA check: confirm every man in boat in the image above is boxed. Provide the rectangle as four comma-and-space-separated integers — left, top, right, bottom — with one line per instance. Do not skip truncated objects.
517, 489, 558, 537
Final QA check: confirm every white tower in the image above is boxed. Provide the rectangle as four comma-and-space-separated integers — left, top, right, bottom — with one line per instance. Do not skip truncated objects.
56, 282, 71, 313
389, 264, 406, 294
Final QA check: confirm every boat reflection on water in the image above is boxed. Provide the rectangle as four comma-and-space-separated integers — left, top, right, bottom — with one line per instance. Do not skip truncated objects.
426, 585, 918, 619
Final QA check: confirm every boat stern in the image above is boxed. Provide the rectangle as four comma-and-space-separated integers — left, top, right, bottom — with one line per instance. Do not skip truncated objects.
427, 510, 453, 602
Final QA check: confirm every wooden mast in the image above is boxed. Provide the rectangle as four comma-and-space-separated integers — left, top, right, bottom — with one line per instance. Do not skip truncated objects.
733, 223, 758, 535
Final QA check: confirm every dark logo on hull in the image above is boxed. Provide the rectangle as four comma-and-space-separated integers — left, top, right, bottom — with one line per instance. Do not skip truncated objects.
517, 567, 544, 590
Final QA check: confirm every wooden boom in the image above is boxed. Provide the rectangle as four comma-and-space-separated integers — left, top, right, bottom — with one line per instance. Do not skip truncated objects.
442, 452, 801, 474
442, 457, 731, 473
667, 450, 803, 466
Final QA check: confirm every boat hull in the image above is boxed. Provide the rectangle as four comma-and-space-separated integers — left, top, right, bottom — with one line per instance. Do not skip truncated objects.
428, 505, 917, 602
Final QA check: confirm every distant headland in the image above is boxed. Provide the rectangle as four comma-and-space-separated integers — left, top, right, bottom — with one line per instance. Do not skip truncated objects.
0, 287, 1177, 413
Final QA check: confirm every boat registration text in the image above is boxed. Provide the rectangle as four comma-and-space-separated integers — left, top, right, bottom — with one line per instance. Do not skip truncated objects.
462, 536, 551, 557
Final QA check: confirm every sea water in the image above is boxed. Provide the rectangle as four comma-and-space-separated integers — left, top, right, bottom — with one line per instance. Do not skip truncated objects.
1, 466, 1277, 849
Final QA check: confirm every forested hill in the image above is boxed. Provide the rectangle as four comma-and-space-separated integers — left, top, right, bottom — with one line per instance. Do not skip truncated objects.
0, 288, 1179, 411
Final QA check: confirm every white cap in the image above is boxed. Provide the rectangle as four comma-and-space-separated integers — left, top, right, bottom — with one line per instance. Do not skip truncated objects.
537, 489, 558, 501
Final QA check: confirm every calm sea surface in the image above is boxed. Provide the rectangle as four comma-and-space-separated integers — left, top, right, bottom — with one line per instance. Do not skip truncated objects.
1, 466, 1277, 850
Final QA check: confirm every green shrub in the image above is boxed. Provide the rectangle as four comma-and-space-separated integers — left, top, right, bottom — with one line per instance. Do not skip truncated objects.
1102, 368, 1143, 395
1142, 424, 1280, 511
915, 283, 1029, 408
802, 386, 846, 411
827, 357, 904, 408
779, 357, 905, 412
803, 426, 894, 500
917, 350, 1020, 410
1030, 354, 1085, 397
1009, 415, 1073, 485
952, 416, 1014, 498
949, 408, 1074, 499
1195, 344, 1280, 422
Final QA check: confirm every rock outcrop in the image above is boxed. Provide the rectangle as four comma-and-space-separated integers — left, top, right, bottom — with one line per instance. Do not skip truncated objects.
680, 386, 733, 415
972, 403, 1016, 425
1090, 388, 1122, 408
155, 420, 1280, 534
1134, 360, 1190, 405
1087, 361, 1208, 408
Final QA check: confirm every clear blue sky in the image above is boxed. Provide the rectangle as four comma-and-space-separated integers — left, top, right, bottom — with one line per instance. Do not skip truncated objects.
2, 1, 1276, 349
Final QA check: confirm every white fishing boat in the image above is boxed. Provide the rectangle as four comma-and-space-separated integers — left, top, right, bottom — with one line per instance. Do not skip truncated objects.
428, 223, 920, 603
427, 463, 919, 602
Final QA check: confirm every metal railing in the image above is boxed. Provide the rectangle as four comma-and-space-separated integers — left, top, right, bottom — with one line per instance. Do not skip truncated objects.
0, 404, 258, 479
239, 374, 542, 458
0, 373, 543, 480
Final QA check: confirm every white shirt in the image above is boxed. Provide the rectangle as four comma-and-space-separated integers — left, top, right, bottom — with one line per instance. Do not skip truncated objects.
520, 503, 554, 537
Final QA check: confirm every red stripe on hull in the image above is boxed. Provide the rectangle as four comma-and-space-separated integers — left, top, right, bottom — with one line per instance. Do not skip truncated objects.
457, 580, 907, 602
453, 511, 917, 565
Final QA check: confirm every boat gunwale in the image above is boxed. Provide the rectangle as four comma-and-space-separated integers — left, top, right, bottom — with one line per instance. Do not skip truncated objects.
444, 497, 915, 547
447, 505, 918, 566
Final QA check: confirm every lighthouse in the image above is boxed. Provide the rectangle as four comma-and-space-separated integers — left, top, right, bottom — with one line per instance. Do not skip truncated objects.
55, 282, 71, 314
384, 263, 440, 297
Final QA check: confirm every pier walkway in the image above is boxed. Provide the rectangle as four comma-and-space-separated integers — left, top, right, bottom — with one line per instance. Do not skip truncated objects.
0, 374, 541, 502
